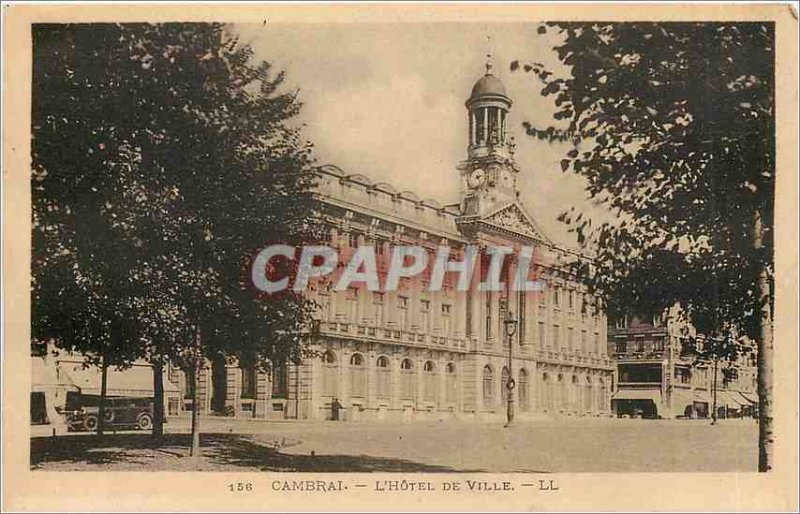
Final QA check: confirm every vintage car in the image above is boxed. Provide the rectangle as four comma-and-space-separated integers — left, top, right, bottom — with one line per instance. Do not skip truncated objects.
66, 395, 154, 431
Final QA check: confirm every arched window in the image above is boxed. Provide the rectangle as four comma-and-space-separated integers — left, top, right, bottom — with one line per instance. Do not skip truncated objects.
350, 353, 366, 397
571, 375, 580, 413
445, 362, 457, 403
423, 361, 437, 402
584, 375, 593, 413
598, 377, 608, 413
322, 350, 338, 397
541, 372, 552, 411
376, 356, 391, 398
482, 365, 494, 402
501, 367, 510, 402
518, 368, 529, 411
400, 358, 415, 400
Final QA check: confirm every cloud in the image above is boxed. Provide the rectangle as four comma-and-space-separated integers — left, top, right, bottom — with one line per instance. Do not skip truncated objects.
235, 22, 613, 249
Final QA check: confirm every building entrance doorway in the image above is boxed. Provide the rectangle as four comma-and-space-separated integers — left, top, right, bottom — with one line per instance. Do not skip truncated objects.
613, 399, 658, 419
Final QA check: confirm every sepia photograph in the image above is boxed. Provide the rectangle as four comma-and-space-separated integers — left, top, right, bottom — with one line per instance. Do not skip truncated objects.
3, 2, 798, 512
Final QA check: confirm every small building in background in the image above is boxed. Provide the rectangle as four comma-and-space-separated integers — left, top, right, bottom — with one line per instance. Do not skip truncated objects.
608, 308, 758, 420
31, 342, 181, 430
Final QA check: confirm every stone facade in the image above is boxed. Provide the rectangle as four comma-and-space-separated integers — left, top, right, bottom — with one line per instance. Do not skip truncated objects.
185, 64, 615, 422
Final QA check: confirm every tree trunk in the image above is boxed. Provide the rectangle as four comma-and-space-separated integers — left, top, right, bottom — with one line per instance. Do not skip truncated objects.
97, 354, 108, 436
754, 209, 773, 472
711, 357, 718, 425
190, 327, 201, 458
152, 351, 165, 439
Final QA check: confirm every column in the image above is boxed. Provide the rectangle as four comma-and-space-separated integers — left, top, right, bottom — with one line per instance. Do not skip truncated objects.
470, 112, 476, 146
482, 107, 488, 143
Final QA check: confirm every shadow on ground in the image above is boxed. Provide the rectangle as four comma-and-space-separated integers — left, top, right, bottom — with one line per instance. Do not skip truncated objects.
30, 433, 472, 472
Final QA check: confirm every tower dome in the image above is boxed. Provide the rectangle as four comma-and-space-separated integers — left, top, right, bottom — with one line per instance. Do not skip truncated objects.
464, 59, 513, 156
470, 73, 508, 100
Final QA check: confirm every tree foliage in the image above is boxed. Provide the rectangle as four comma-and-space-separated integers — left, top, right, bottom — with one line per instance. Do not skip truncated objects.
32, 23, 322, 378
514, 22, 774, 343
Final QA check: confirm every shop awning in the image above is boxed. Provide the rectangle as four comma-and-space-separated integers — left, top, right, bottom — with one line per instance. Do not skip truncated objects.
60, 362, 180, 397
692, 391, 710, 403
740, 391, 759, 404
717, 390, 746, 409
612, 389, 662, 402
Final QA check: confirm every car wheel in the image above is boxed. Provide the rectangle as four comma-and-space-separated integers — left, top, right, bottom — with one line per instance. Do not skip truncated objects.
84, 415, 98, 431
137, 414, 153, 430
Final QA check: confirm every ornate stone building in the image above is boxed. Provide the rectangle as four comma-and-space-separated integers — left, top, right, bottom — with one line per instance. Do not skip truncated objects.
187, 64, 615, 422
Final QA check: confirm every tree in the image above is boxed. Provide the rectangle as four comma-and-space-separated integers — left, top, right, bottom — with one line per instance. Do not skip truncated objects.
31, 23, 322, 451
516, 23, 774, 470
679, 323, 753, 423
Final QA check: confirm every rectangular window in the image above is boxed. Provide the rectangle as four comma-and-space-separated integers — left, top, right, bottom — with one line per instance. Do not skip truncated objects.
538, 322, 546, 347
271, 365, 288, 398
595, 333, 601, 355
615, 341, 627, 354
167, 364, 181, 384
499, 296, 508, 345
442, 305, 451, 335
348, 233, 359, 248
567, 327, 575, 352
653, 338, 665, 352
485, 292, 493, 339
347, 287, 359, 322
554, 288, 560, 308
518, 291, 526, 346
568, 290, 574, 310
552, 325, 560, 351
420, 299, 430, 332
581, 330, 588, 354
241, 366, 257, 399
635, 339, 645, 353
373, 292, 385, 326
398, 296, 409, 329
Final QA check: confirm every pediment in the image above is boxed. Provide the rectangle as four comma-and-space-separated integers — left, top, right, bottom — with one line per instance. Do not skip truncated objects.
481, 202, 552, 244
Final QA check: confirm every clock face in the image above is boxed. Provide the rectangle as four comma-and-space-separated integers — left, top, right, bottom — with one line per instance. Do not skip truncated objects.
468, 168, 486, 188
501, 170, 513, 188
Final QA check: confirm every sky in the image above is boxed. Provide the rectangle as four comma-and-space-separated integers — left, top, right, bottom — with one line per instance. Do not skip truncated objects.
234, 22, 606, 248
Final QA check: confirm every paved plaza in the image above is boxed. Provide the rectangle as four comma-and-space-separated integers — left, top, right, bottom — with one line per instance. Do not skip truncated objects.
31, 417, 758, 472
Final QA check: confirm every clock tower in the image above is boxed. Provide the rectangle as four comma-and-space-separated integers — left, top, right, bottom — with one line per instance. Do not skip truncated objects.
458, 57, 520, 217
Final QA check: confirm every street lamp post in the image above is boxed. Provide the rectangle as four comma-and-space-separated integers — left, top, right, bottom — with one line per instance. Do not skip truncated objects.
503, 309, 518, 428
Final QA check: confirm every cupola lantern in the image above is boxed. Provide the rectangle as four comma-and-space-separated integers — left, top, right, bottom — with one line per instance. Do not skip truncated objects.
466, 53, 513, 160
